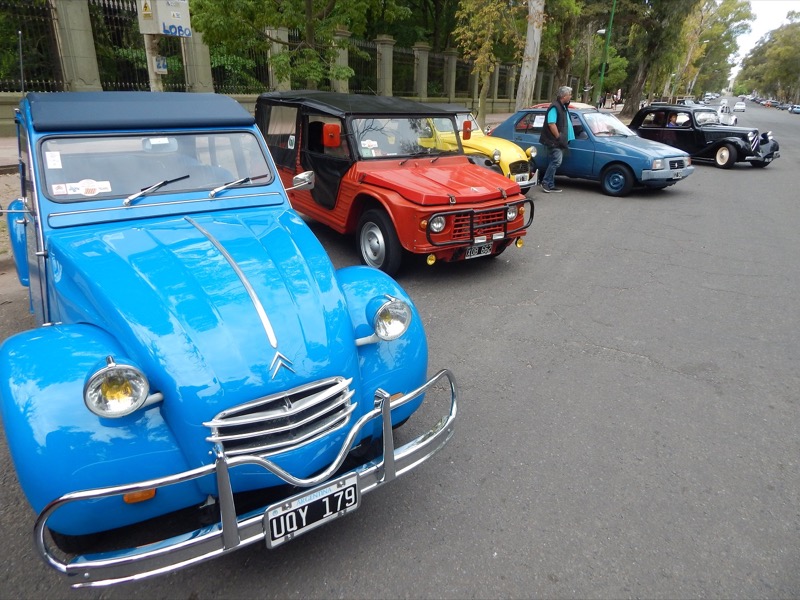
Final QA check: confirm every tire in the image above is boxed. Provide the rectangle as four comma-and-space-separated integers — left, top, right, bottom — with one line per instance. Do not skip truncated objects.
600, 164, 634, 197
714, 144, 737, 169
357, 208, 403, 275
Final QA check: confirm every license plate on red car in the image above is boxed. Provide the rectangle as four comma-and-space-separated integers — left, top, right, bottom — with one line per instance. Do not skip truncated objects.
264, 473, 359, 548
465, 243, 493, 259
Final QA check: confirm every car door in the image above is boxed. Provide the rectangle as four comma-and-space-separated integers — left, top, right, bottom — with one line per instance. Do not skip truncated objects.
559, 112, 595, 177
509, 110, 547, 170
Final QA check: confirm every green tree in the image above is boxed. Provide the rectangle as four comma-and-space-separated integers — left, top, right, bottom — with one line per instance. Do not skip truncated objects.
452, 0, 525, 125
190, 0, 411, 89
738, 12, 800, 102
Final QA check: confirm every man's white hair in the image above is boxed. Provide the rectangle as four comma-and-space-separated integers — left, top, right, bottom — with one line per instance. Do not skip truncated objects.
557, 86, 573, 99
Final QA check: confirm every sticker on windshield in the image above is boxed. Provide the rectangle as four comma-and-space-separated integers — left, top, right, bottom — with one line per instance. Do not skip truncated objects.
63, 179, 112, 197
46, 151, 62, 169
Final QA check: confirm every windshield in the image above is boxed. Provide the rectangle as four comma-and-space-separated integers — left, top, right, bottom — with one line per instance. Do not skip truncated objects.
41, 131, 272, 203
352, 116, 460, 158
695, 111, 721, 125
583, 112, 634, 137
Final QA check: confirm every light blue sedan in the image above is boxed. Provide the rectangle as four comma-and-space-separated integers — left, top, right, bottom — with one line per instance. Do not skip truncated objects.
489, 105, 695, 196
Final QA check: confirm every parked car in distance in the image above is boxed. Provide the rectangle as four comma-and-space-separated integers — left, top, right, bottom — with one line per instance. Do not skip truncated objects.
424, 103, 536, 192
717, 104, 738, 125
256, 91, 533, 274
790, 105, 800, 114
0, 91, 458, 587
630, 104, 780, 169
488, 104, 694, 196
733, 101, 746, 112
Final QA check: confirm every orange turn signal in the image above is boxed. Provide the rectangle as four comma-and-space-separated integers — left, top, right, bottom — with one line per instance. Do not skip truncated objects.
123, 489, 157, 504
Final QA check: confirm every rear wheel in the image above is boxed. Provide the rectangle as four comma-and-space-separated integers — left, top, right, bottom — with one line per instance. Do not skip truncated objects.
600, 164, 634, 197
714, 144, 737, 168
357, 209, 403, 275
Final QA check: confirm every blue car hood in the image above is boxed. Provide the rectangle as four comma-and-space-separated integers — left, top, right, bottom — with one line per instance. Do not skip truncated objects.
604, 134, 682, 158
47, 208, 359, 459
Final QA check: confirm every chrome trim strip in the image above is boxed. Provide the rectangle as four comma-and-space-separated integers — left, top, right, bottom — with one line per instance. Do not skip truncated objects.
185, 216, 278, 349
33, 369, 457, 588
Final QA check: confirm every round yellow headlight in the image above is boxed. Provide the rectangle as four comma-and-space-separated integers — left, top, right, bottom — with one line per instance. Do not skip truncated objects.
84, 356, 149, 418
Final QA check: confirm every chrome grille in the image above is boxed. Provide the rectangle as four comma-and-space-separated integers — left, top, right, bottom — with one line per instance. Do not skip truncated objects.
668, 158, 686, 169
205, 377, 355, 457
750, 134, 759, 153
508, 160, 529, 175
452, 208, 506, 240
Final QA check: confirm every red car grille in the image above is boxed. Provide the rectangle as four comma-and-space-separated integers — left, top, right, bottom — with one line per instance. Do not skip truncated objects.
452, 208, 506, 241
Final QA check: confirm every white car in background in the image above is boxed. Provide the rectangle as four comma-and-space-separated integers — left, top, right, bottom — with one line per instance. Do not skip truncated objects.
733, 101, 746, 112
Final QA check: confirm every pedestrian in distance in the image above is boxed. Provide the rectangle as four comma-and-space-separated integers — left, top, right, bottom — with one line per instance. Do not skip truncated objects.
539, 85, 574, 193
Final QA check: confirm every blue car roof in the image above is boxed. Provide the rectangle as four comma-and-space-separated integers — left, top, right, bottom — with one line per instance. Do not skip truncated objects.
25, 92, 255, 133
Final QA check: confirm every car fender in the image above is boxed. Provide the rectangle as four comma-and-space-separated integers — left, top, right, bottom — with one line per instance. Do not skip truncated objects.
701, 136, 750, 158
0, 324, 204, 535
336, 265, 429, 430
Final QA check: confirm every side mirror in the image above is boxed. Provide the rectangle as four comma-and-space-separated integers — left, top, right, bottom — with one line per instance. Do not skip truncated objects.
462, 120, 472, 141
287, 170, 315, 192
322, 123, 341, 148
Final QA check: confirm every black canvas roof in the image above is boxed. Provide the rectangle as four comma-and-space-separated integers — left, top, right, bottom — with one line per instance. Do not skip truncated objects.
257, 91, 453, 118
26, 92, 255, 133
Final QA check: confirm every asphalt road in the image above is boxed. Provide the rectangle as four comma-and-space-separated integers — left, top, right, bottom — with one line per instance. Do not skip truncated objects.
0, 99, 798, 599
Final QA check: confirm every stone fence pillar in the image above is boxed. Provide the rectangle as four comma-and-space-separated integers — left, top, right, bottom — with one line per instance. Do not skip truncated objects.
52, 0, 101, 90
443, 48, 458, 101
375, 35, 396, 96
413, 42, 431, 98
182, 31, 214, 92
332, 28, 351, 93
267, 27, 291, 91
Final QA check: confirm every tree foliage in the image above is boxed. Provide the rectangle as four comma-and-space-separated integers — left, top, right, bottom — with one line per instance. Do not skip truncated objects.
190, 0, 411, 88
452, 0, 525, 125
737, 12, 800, 102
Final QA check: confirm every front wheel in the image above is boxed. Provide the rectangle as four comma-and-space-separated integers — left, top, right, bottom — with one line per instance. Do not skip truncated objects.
357, 208, 403, 275
600, 164, 634, 197
714, 144, 737, 168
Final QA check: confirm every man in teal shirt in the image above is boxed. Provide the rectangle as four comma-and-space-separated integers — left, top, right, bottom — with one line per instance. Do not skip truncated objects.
539, 86, 575, 193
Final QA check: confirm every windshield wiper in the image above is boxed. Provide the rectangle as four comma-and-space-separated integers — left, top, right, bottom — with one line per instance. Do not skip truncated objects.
124, 174, 190, 206
430, 149, 459, 163
399, 150, 433, 165
209, 173, 270, 198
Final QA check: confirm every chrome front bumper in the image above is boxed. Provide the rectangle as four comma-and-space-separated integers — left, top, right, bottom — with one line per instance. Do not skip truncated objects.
34, 369, 458, 588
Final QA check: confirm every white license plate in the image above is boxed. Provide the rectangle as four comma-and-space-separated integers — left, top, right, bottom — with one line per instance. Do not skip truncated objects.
264, 473, 359, 548
674, 170, 683, 179
465, 242, 493, 259
514, 173, 529, 183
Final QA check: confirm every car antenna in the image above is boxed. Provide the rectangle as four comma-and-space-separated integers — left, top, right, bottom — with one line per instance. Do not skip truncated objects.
18, 30, 25, 93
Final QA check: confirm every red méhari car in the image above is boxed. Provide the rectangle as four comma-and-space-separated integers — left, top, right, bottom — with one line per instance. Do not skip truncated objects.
255, 91, 534, 274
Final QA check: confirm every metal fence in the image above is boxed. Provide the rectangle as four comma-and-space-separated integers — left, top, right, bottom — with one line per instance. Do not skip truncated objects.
0, 0, 62, 92
0, 0, 517, 99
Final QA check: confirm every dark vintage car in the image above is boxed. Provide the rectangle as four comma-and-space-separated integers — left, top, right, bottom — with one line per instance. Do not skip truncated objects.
255, 91, 533, 275
488, 104, 694, 196
629, 104, 780, 169
0, 92, 457, 587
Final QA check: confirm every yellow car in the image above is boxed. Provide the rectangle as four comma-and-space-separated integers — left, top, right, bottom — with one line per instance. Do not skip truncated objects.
426, 104, 536, 193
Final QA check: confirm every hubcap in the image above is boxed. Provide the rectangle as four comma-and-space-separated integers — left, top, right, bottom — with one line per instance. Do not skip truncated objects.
717, 147, 729, 164
360, 222, 385, 267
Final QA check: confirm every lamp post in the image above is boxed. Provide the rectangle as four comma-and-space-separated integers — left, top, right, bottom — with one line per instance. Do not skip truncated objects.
596, 0, 617, 108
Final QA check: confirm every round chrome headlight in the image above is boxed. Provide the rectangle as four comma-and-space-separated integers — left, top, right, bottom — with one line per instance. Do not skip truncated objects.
429, 215, 446, 233
506, 205, 518, 220
84, 356, 149, 418
492, 149, 501, 163
373, 297, 413, 341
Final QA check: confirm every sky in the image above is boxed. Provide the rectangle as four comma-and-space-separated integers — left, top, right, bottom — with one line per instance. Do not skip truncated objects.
732, 0, 800, 75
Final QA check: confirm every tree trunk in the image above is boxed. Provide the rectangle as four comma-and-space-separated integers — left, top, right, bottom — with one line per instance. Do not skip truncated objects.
515, 0, 545, 111
620, 57, 649, 119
